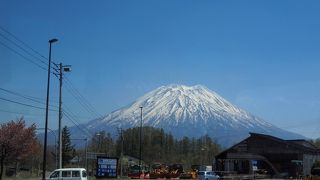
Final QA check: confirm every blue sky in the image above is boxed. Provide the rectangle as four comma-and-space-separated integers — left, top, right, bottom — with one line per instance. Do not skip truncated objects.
1, 0, 320, 138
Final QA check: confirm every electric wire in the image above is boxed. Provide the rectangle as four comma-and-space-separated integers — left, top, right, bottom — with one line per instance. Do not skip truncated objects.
64, 77, 100, 115
64, 79, 98, 117
64, 77, 103, 118
63, 110, 93, 138
63, 105, 95, 137
0, 87, 59, 108
0, 96, 58, 111
0, 25, 48, 62
59, 76, 106, 140
63, 104, 93, 121
0, 26, 59, 72
0, 93, 92, 138
64, 85, 96, 118
64, 81, 101, 119
0, 40, 47, 70
0, 32, 48, 66
0, 108, 46, 117
0, 97, 92, 138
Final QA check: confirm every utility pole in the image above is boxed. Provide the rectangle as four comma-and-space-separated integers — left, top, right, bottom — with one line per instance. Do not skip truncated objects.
121, 129, 124, 178
117, 128, 124, 178
139, 106, 143, 176
85, 138, 88, 172
58, 63, 62, 169
57, 63, 71, 169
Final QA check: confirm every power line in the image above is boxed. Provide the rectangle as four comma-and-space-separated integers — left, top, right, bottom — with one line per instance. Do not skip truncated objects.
63, 107, 94, 135
64, 82, 101, 119
63, 110, 93, 138
64, 85, 97, 118
64, 78, 98, 116
0, 87, 59, 108
0, 108, 46, 116
0, 32, 48, 66
64, 104, 93, 121
0, 96, 58, 112
64, 77, 103, 118
0, 25, 48, 62
0, 26, 59, 72
0, 40, 47, 70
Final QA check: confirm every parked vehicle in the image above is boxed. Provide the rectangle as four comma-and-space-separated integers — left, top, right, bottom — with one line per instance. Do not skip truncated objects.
311, 167, 320, 176
197, 171, 219, 180
47, 168, 87, 180
128, 165, 150, 179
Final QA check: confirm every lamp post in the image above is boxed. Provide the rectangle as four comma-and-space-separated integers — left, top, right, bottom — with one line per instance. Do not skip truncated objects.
201, 147, 206, 165
96, 133, 101, 153
139, 106, 143, 175
37, 128, 57, 169
70, 138, 87, 169
42, 38, 58, 180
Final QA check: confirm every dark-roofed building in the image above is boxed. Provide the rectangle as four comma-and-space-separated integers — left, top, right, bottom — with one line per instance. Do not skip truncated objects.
215, 133, 320, 178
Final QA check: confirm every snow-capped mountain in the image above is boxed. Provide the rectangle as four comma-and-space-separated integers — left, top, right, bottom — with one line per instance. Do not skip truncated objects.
82, 84, 303, 146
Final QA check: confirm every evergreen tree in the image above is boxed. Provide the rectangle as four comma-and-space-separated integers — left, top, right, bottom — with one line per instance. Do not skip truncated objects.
62, 126, 75, 167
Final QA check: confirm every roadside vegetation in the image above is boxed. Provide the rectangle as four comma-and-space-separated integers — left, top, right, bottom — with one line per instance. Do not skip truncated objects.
1, 117, 221, 179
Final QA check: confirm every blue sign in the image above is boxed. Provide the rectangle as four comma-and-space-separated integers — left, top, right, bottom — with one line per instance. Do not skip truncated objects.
96, 156, 118, 178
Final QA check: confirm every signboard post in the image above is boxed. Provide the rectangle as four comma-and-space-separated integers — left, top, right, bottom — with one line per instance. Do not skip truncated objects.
96, 156, 118, 178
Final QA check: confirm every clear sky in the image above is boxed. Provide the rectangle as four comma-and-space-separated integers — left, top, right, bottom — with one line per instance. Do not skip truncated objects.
1, 0, 320, 139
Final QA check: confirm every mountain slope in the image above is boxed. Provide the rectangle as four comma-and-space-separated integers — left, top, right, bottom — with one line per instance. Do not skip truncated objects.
83, 84, 304, 146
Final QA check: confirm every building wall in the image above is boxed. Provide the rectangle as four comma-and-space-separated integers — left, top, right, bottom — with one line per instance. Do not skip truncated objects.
303, 154, 320, 176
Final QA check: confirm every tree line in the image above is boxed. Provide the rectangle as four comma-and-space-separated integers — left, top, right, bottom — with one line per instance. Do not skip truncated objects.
88, 126, 222, 168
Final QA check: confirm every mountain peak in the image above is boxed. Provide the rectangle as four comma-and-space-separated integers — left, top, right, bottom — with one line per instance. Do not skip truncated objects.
158, 84, 209, 92
137, 84, 244, 119
84, 84, 304, 146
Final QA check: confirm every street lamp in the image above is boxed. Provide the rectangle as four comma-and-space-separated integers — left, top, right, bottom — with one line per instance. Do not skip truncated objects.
70, 138, 88, 170
96, 133, 102, 153
37, 128, 57, 169
139, 106, 143, 175
42, 38, 58, 180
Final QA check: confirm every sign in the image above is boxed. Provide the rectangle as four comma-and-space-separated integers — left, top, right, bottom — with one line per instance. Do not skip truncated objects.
291, 160, 303, 165
251, 160, 258, 171
96, 156, 118, 178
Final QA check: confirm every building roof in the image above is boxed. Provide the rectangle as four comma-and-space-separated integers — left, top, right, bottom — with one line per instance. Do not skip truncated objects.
216, 132, 320, 159
249, 132, 319, 152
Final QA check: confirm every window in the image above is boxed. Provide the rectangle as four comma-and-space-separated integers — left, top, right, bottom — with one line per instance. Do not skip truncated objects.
82, 170, 87, 177
50, 171, 59, 178
72, 171, 80, 177
62, 171, 71, 177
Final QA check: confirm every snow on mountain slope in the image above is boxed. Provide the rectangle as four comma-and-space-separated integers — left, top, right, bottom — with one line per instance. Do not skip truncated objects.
84, 84, 304, 146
